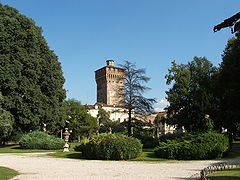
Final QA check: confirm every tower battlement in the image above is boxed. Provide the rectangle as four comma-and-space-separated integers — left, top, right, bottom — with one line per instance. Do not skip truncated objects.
95, 60, 125, 106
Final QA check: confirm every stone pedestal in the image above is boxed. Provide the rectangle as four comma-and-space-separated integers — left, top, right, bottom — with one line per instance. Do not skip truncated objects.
63, 143, 69, 152
63, 128, 70, 152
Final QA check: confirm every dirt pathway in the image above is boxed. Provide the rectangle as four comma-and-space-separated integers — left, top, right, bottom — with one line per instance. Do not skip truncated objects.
0, 153, 223, 180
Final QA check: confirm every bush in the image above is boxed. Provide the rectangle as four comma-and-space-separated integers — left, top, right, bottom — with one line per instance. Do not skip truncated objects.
154, 132, 229, 160
159, 133, 187, 142
140, 136, 159, 148
75, 133, 142, 160
133, 131, 159, 148
19, 131, 64, 150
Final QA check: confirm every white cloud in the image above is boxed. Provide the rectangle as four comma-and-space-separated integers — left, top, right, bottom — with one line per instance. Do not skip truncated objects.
153, 99, 169, 112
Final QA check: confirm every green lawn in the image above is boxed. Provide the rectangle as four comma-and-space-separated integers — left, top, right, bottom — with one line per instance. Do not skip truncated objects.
0, 144, 54, 153
207, 168, 240, 180
47, 142, 83, 159
130, 148, 183, 162
0, 166, 19, 180
48, 147, 184, 162
224, 140, 240, 159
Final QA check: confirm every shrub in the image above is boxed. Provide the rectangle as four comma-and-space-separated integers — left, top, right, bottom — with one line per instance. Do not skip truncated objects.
74, 133, 142, 160
129, 121, 159, 148
133, 131, 159, 148
154, 132, 229, 160
140, 136, 159, 148
159, 133, 187, 142
19, 131, 64, 150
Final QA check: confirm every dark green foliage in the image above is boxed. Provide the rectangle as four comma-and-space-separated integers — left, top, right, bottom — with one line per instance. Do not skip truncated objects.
165, 57, 218, 131
97, 108, 125, 133
154, 132, 229, 160
97, 108, 110, 125
0, 107, 13, 144
99, 120, 125, 133
0, 4, 66, 135
19, 131, 64, 150
217, 34, 240, 138
159, 133, 187, 143
0, 93, 14, 144
75, 133, 142, 160
138, 135, 159, 148
64, 99, 99, 140
129, 120, 159, 148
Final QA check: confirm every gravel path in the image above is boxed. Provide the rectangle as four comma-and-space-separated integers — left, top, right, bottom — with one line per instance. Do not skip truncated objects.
0, 153, 224, 180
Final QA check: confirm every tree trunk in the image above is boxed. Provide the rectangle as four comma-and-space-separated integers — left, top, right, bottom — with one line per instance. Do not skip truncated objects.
128, 108, 132, 136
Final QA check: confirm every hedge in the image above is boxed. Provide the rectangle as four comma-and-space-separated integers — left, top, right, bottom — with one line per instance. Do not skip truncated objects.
19, 131, 64, 150
75, 133, 142, 160
154, 132, 229, 160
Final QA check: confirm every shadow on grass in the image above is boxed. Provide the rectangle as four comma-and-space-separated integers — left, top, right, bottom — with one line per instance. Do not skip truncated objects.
47, 152, 84, 160
65, 153, 83, 159
144, 149, 158, 158
12, 146, 24, 149
207, 176, 240, 180
0, 144, 17, 148
224, 141, 240, 159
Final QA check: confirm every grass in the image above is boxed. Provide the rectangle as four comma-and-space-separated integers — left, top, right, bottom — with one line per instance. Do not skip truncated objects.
47, 147, 185, 162
224, 140, 240, 159
47, 142, 83, 159
0, 144, 54, 153
0, 166, 19, 180
130, 148, 183, 163
207, 168, 240, 180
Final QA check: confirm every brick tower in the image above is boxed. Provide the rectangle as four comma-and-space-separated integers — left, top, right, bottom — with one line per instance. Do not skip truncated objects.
95, 60, 125, 106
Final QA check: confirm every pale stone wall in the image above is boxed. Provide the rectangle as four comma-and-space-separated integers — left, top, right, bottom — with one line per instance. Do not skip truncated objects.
88, 104, 130, 122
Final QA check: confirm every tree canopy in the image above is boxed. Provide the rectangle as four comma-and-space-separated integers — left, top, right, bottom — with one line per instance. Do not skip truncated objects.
217, 34, 240, 136
0, 4, 66, 135
119, 61, 156, 135
64, 99, 99, 140
165, 57, 218, 132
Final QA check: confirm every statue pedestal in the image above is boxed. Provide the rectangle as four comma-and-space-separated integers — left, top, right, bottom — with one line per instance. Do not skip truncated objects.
63, 143, 69, 152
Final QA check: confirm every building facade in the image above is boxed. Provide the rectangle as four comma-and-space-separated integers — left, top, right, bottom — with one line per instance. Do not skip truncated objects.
135, 112, 176, 137
88, 103, 129, 122
95, 60, 125, 106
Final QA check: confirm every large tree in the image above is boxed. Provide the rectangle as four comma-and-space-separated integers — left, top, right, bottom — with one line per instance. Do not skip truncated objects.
0, 4, 66, 135
64, 99, 99, 140
165, 57, 218, 132
0, 93, 13, 145
217, 34, 240, 138
119, 61, 156, 135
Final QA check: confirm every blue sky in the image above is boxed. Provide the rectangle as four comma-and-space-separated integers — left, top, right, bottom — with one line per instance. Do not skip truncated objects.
3, 0, 239, 110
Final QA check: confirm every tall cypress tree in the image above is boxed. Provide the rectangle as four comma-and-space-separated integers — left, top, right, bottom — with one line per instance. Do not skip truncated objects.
0, 4, 66, 135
